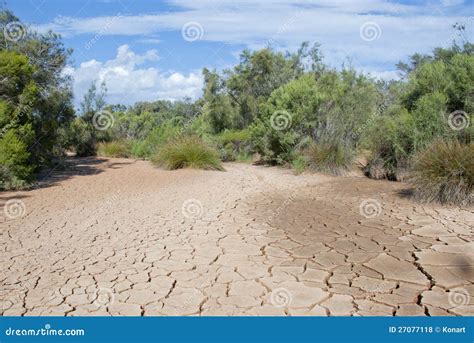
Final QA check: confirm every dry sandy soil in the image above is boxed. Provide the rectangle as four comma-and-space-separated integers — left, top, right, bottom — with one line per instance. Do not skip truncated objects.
0, 157, 473, 316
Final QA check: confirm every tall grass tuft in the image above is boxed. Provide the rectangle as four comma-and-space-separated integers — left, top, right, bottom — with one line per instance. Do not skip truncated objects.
305, 141, 354, 175
409, 140, 473, 205
152, 136, 224, 171
97, 140, 132, 158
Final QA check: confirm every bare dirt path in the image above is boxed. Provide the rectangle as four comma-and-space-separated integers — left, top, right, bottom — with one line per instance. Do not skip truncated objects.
1, 157, 473, 316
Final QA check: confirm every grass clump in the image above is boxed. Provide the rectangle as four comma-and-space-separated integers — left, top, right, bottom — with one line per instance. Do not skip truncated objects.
152, 136, 224, 171
305, 141, 354, 175
97, 140, 132, 158
409, 140, 473, 205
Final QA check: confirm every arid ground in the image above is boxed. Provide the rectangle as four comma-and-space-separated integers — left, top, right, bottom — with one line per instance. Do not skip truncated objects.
1, 157, 473, 316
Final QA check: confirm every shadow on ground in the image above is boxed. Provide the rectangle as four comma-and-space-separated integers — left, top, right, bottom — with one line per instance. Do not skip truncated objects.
31, 157, 134, 190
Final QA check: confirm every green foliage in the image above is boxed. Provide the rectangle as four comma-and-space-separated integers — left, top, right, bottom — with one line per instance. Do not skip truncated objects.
291, 155, 306, 174
366, 45, 473, 180
97, 140, 132, 158
363, 107, 415, 180
67, 118, 96, 157
131, 122, 182, 159
305, 141, 354, 175
200, 43, 320, 133
251, 70, 378, 165
0, 127, 34, 189
152, 136, 223, 171
214, 129, 252, 162
409, 140, 473, 205
0, 10, 74, 189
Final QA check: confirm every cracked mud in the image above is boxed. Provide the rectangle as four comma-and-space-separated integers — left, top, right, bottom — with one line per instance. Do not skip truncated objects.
1, 158, 473, 316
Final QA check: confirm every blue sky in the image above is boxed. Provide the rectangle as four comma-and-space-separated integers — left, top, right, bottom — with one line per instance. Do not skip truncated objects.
5, 0, 473, 105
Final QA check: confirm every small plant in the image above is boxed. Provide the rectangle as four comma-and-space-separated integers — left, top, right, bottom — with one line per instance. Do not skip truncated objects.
152, 136, 224, 171
97, 140, 132, 158
409, 140, 473, 205
305, 141, 354, 175
292, 155, 306, 174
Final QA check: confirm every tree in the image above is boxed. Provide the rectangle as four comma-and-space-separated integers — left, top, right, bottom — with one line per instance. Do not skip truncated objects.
0, 50, 36, 188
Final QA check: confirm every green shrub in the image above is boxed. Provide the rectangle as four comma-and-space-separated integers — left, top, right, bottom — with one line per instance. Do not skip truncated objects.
251, 71, 378, 165
409, 140, 473, 205
292, 155, 306, 174
305, 141, 354, 175
68, 118, 96, 157
0, 127, 34, 190
215, 129, 252, 162
363, 108, 415, 180
97, 140, 132, 158
152, 136, 224, 171
131, 123, 181, 159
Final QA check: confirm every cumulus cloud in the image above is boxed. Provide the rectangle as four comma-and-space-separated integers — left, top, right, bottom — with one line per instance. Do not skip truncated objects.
65, 45, 203, 105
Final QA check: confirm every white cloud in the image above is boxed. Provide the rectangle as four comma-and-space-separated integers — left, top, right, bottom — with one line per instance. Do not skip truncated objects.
65, 45, 203, 105
41, 0, 472, 84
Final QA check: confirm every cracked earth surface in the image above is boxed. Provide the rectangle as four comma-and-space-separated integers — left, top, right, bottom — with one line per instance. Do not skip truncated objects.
1, 157, 473, 316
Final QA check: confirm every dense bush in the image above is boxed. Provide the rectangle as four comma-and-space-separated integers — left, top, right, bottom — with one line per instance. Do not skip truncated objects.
152, 136, 223, 171
0, 11, 74, 189
214, 129, 252, 162
67, 118, 96, 157
0, 50, 37, 188
97, 140, 132, 158
251, 70, 378, 166
0, 128, 34, 189
409, 140, 473, 205
130, 123, 182, 159
365, 45, 473, 181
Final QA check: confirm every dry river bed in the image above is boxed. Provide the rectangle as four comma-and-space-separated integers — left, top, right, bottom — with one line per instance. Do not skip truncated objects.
0, 157, 473, 316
